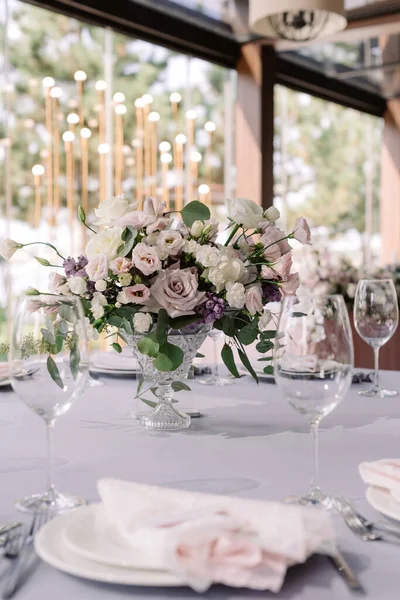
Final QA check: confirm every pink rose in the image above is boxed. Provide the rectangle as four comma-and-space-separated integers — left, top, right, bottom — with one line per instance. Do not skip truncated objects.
150, 266, 206, 318
260, 223, 292, 260
110, 257, 132, 274
120, 284, 151, 304
273, 252, 292, 280
280, 273, 299, 296
132, 243, 161, 276
293, 217, 311, 245
86, 254, 109, 281
48, 272, 67, 293
245, 285, 263, 315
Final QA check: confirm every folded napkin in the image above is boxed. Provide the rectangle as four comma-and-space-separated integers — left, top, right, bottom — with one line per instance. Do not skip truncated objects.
98, 478, 335, 593
360, 459, 400, 502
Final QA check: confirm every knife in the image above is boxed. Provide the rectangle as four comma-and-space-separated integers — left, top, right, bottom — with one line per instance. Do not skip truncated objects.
328, 551, 365, 594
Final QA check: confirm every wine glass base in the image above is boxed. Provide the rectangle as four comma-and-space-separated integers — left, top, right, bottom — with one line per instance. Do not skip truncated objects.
358, 387, 398, 398
16, 488, 86, 515
140, 401, 191, 431
87, 376, 104, 388
198, 375, 235, 387
284, 489, 332, 509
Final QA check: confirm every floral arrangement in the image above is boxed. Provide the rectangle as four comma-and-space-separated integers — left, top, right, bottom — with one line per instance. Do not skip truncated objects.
0, 195, 310, 380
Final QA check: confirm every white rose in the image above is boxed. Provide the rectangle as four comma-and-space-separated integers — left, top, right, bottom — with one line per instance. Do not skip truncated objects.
118, 273, 132, 287
91, 292, 107, 319
86, 228, 123, 261
183, 240, 200, 255
195, 245, 221, 268
156, 230, 184, 257
227, 198, 264, 230
264, 206, 280, 222
190, 220, 204, 238
259, 309, 272, 331
0, 239, 23, 260
225, 282, 245, 309
86, 254, 109, 281
94, 194, 136, 226
68, 277, 87, 295
95, 279, 107, 292
208, 257, 245, 292
117, 290, 129, 305
133, 312, 153, 334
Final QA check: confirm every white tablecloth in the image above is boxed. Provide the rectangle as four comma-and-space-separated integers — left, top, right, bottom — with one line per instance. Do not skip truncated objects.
1, 368, 400, 599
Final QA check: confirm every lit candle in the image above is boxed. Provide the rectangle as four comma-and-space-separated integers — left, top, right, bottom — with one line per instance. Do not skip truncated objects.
95, 81, 107, 203
142, 94, 153, 196
148, 111, 160, 197
198, 183, 210, 207
159, 141, 171, 155
160, 152, 172, 208
114, 104, 127, 196
80, 128, 91, 247
190, 150, 202, 202
98, 143, 110, 210
204, 120, 216, 187
174, 133, 186, 211
74, 70, 87, 126
62, 130, 76, 250
134, 98, 145, 208
32, 164, 45, 227
50, 86, 62, 225
169, 92, 181, 128
42, 77, 54, 228
113, 92, 125, 105
67, 112, 79, 135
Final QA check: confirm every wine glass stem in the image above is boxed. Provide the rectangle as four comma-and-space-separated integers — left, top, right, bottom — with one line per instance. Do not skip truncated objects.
46, 421, 55, 492
213, 337, 219, 378
373, 347, 380, 390
310, 421, 320, 494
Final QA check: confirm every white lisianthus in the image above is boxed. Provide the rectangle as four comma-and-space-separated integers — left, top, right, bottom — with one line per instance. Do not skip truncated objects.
264, 206, 280, 222
86, 228, 123, 261
94, 194, 136, 226
183, 240, 200, 255
259, 309, 272, 331
245, 285, 263, 315
227, 198, 264, 230
58, 284, 72, 295
225, 282, 246, 309
116, 290, 129, 305
0, 239, 23, 260
86, 254, 109, 281
190, 220, 204, 238
292, 217, 311, 245
48, 272, 66, 293
68, 277, 87, 295
195, 245, 220, 268
132, 243, 161, 276
95, 279, 107, 292
133, 312, 153, 334
118, 273, 132, 287
208, 257, 245, 292
156, 230, 185, 257
91, 292, 107, 319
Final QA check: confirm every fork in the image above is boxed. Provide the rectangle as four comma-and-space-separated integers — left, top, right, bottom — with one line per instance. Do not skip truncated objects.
2, 508, 50, 599
334, 497, 400, 543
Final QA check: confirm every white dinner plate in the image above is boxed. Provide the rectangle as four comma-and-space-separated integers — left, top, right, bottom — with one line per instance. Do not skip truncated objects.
366, 486, 400, 522
35, 507, 184, 587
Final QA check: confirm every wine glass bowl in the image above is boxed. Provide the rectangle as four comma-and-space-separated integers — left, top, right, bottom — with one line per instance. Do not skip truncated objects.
10, 294, 89, 513
354, 279, 399, 397
275, 295, 353, 508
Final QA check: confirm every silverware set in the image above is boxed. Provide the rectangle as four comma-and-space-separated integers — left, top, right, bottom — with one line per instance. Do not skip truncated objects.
334, 497, 400, 544
0, 510, 50, 598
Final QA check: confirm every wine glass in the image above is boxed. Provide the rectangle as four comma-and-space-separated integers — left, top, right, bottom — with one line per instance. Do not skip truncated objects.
198, 329, 234, 386
10, 294, 89, 513
274, 295, 353, 508
354, 279, 398, 397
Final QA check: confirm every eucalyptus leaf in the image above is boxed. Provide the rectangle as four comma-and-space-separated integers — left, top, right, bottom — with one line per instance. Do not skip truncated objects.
180, 201, 210, 227
238, 349, 259, 383
257, 355, 273, 362
47, 356, 64, 389
140, 398, 158, 408
292, 312, 307, 317
41, 328, 55, 345
237, 321, 258, 346
261, 330, 277, 339
171, 381, 191, 392
156, 308, 169, 345
108, 315, 124, 328
221, 343, 241, 378
137, 336, 159, 358
136, 375, 145, 395
49, 335, 64, 355
121, 226, 137, 242
169, 314, 202, 330
195, 353, 205, 358
111, 342, 122, 353
153, 343, 184, 372
263, 365, 274, 375
222, 317, 236, 338
69, 346, 80, 380
117, 237, 135, 258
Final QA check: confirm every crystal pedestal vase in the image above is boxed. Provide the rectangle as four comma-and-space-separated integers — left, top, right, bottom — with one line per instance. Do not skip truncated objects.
126, 326, 209, 431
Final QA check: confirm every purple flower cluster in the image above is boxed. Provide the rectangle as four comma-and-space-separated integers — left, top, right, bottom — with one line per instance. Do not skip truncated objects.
196, 292, 225, 324
262, 282, 282, 303
63, 255, 88, 278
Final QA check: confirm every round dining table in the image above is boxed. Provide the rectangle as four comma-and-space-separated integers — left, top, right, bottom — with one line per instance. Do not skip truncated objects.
1, 368, 400, 599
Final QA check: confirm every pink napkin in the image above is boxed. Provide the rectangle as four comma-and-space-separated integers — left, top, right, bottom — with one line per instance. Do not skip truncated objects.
359, 459, 400, 502
98, 478, 336, 593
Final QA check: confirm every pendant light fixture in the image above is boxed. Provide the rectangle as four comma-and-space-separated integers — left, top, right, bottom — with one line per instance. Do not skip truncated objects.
249, 0, 347, 42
